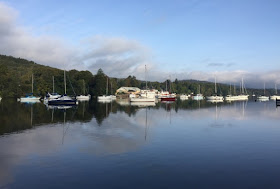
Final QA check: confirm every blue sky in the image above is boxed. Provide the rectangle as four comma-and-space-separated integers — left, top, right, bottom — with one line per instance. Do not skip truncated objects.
1, 0, 280, 87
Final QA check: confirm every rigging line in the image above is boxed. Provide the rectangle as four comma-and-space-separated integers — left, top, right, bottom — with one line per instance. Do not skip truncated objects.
66, 74, 76, 96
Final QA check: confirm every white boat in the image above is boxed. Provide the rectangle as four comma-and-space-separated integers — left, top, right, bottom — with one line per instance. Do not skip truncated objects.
206, 77, 224, 101
98, 77, 112, 101
44, 76, 61, 103
20, 74, 41, 103
206, 95, 224, 101
76, 80, 91, 101
98, 95, 112, 101
235, 78, 249, 100
257, 82, 269, 101
20, 95, 40, 102
236, 94, 249, 100
48, 70, 77, 106
76, 94, 91, 101
257, 96, 269, 101
270, 84, 280, 100
130, 65, 156, 102
225, 95, 238, 101
192, 85, 204, 100
180, 94, 189, 100
193, 94, 204, 100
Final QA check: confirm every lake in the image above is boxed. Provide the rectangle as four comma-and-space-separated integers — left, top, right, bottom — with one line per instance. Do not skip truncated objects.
1, 99, 280, 188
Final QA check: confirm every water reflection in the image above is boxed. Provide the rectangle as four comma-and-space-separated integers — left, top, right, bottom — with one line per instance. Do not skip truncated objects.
1, 98, 280, 188
1, 99, 279, 135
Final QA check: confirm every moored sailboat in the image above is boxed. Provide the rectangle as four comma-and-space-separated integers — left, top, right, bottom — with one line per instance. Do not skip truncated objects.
98, 77, 113, 101
257, 82, 269, 101
192, 85, 204, 100
44, 76, 61, 103
130, 65, 156, 102
76, 80, 91, 101
160, 77, 176, 101
270, 84, 280, 100
206, 77, 223, 101
48, 70, 77, 105
20, 74, 40, 103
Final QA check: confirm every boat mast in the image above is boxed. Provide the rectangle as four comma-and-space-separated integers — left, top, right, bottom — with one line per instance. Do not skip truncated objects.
111, 82, 113, 95
32, 74, 34, 94
83, 80, 85, 95
242, 77, 244, 94
53, 76, 54, 94
264, 82, 265, 95
145, 65, 147, 90
214, 77, 217, 94
275, 83, 277, 95
169, 75, 172, 94
106, 77, 108, 95
64, 70, 66, 94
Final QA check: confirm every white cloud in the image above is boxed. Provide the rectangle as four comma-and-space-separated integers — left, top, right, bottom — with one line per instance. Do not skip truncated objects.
0, 2, 76, 69
78, 35, 154, 79
1, 2, 279, 88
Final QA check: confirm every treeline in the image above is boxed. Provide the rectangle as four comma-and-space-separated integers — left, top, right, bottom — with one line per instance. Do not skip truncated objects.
0, 55, 276, 98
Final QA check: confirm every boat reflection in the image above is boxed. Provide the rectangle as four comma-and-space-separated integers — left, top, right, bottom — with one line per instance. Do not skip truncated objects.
207, 99, 224, 103
98, 99, 113, 103
46, 105, 75, 110
130, 101, 156, 107
257, 98, 269, 102
116, 99, 130, 106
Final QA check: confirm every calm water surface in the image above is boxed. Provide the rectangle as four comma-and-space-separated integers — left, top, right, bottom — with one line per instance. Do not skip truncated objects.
1, 99, 280, 188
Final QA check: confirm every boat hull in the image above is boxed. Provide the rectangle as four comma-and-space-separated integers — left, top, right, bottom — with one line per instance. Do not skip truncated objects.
48, 100, 77, 105
270, 95, 280, 100
98, 96, 112, 100
193, 95, 204, 100
130, 97, 155, 102
257, 96, 269, 101
20, 97, 40, 102
160, 97, 176, 101
206, 96, 224, 100
76, 95, 91, 101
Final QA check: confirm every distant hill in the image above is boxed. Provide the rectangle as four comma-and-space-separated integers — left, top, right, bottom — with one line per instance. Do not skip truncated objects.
0, 55, 276, 97
0, 55, 93, 97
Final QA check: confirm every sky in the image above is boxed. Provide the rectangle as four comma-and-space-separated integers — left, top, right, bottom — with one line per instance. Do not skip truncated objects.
0, 0, 280, 88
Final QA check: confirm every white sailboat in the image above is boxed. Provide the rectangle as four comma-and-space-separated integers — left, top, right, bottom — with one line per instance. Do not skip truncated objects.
270, 84, 280, 100
236, 78, 249, 100
44, 76, 61, 103
20, 74, 41, 103
76, 80, 91, 101
48, 70, 77, 105
193, 85, 204, 100
225, 83, 236, 101
206, 77, 224, 101
98, 77, 112, 101
179, 94, 189, 100
257, 82, 269, 101
130, 65, 156, 102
